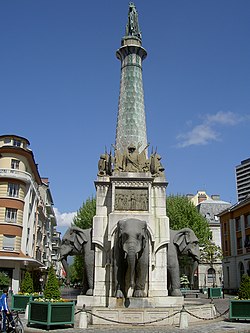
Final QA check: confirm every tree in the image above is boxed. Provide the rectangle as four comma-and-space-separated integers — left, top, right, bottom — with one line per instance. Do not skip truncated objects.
73, 196, 96, 229
0, 272, 10, 289
200, 241, 223, 264
238, 274, 250, 300
71, 197, 96, 285
68, 260, 83, 284
44, 266, 61, 300
200, 240, 223, 287
166, 194, 211, 245
20, 271, 34, 294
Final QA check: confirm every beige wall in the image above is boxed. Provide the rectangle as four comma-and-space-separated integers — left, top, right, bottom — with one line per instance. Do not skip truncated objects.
0, 154, 29, 172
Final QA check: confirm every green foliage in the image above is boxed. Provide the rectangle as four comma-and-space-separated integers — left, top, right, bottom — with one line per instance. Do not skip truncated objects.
238, 274, 250, 300
44, 266, 61, 300
69, 257, 84, 284
166, 194, 211, 245
20, 271, 34, 294
200, 240, 223, 264
73, 197, 96, 229
32, 270, 43, 292
0, 272, 10, 288
72, 197, 96, 281
180, 274, 190, 288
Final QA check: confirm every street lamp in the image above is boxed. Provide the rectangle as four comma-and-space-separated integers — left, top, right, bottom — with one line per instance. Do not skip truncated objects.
23, 260, 28, 271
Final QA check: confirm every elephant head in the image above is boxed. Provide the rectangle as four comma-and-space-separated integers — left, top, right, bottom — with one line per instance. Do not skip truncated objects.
60, 226, 94, 295
60, 226, 90, 259
115, 218, 148, 298
173, 228, 200, 262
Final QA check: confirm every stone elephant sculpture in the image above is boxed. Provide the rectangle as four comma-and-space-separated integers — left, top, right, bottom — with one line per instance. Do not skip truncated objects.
60, 226, 94, 296
168, 228, 200, 296
114, 218, 149, 298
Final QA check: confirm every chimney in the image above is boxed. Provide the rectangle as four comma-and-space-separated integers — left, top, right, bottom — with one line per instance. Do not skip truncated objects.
211, 194, 220, 201
198, 193, 207, 203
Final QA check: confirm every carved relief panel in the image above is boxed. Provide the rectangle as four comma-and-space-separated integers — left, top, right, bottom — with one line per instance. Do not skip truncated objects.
114, 188, 148, 211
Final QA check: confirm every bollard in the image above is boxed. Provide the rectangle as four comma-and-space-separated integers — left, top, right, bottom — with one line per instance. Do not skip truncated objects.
179, 307, 188, 329
79, 311, 88, 328
25, 303, 29, 320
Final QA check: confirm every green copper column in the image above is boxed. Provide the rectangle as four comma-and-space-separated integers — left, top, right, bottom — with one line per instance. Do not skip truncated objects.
115, 3, 148, 156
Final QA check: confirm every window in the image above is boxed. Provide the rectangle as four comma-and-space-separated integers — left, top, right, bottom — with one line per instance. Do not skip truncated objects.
11, 159, 20, 170
245, 214, 250, 229
2, 235, 15, 251
237, 237, 242, 249
227, 266, 230, 286
7, 183, 19, 197
236, 218, 241, 231
5, 208, 17, 223
13, 139, 21, 147
245, 235, 250, 252
239, 262, 245, 279
4, 138, 11, 144
207, 268, 216, 284
224, 223, 228, 235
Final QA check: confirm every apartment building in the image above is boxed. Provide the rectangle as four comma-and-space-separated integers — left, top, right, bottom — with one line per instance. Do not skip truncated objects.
0, 135, 61, 292
219, 195, 250, 292
236, 158, 250, 202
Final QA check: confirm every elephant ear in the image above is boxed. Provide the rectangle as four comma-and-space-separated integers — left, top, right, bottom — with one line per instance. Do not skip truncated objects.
173, 229, 192, 253
141, 221, 147, 249
117, 220, 124, 248
71, 228, 88, 252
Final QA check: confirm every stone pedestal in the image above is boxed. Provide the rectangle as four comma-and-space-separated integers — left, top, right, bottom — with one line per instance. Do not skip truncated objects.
87, 172, 170, 307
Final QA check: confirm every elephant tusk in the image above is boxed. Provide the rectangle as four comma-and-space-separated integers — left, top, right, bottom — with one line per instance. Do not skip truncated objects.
136, 253, 139, 260
124, 252, 127, 259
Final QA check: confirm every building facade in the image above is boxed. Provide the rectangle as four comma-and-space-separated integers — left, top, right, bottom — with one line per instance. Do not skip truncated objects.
188, 191, 231, 289
219, 195, 250, 292
236, 158, 250, 202
0, 135, 61, 293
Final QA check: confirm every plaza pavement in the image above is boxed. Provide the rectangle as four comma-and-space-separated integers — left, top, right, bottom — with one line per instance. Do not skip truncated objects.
19, 292, 250, 333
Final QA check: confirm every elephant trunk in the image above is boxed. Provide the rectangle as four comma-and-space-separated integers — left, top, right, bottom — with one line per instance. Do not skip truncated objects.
61, 257, 70, 285
126, 251, 136, 289
190, 260, 199, 289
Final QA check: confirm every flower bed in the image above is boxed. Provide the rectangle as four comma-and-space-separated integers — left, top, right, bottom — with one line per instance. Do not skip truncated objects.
11, 293, 41, 311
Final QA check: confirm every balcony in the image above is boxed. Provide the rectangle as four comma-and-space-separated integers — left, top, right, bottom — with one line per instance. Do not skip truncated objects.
0, 168, 33, 184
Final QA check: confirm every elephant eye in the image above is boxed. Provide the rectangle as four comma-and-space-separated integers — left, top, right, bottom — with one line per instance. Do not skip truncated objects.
122, 233, 128, 241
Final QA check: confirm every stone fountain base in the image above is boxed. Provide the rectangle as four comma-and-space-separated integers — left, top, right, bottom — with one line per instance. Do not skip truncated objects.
77, 296, 215, 326
77, 295, 184, 308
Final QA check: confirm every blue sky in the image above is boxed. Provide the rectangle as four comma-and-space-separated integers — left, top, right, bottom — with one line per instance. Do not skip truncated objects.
1, 1, 249, 233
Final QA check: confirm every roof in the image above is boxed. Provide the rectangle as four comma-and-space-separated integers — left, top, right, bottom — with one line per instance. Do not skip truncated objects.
198, 198, 231, 205
218, 195, 250, 216
0, 134, 30, 145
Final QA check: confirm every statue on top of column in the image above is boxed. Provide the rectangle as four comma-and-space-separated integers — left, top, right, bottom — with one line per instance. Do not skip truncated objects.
126, 2, 142, 40
98, 144, 165, 177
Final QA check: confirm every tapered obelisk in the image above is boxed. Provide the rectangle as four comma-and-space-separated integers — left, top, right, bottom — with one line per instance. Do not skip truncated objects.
115, 3, 148, 155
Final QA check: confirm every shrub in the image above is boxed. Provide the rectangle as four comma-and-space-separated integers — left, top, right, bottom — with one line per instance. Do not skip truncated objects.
0, 272, 10, 288
20, 271, 34, 294
180, 274, 190, 288
44, 266, 61, 300
238, 274, 250, 300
